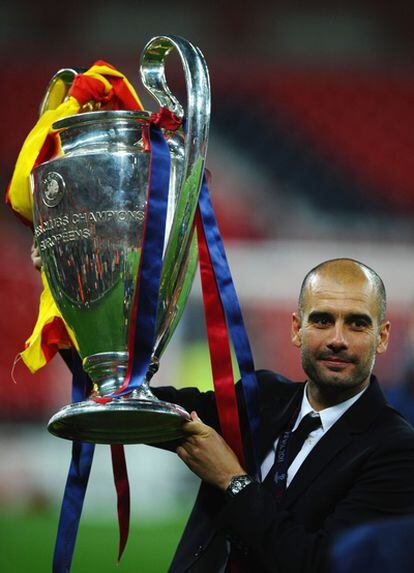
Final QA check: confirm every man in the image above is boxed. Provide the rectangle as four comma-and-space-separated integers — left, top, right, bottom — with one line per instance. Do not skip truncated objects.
31, 249, 414, 572
153, 258, 414, 572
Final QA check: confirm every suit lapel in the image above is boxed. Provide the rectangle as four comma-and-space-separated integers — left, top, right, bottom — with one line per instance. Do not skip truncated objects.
281, 422, 351, 508
281, 376, 387, 509
258, 382, 304, 461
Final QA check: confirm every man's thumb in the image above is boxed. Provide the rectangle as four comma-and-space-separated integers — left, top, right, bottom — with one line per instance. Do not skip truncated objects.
190, 410, 202, 422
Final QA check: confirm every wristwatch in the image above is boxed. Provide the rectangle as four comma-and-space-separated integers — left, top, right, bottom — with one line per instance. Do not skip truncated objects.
226, 474, 254, 498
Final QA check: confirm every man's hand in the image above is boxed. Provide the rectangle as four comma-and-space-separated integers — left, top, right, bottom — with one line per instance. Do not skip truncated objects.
31, 241, 42, 271
176, 411, 246, 491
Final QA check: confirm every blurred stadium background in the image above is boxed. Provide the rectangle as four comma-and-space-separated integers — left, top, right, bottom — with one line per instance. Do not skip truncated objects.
1, 1, 414, 571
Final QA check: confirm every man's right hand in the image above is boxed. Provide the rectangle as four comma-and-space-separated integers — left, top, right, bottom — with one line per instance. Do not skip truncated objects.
31, 241, 42, 271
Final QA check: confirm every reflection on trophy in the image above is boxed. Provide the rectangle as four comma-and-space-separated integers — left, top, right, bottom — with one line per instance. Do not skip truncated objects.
31, 35, 210, 444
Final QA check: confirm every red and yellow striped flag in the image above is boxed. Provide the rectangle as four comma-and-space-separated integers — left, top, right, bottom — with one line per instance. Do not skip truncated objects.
7, 61, 143, 372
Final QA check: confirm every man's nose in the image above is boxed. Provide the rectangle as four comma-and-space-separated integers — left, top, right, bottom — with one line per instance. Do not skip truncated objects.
327, 322, 348, 351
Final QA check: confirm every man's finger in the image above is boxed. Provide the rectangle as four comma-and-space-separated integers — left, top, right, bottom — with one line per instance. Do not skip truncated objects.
181, 421, 209, 435
176, 445, 188, 460
190, 410, 202, 422
182, 434, 199, 446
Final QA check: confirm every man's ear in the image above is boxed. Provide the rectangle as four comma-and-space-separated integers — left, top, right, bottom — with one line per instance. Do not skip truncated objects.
376, 321, 391, 354
291, 312, 302, 348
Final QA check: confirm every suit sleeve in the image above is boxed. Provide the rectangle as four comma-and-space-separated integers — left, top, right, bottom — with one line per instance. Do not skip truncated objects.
152, 385, 221, 429
215, 434, 414, 573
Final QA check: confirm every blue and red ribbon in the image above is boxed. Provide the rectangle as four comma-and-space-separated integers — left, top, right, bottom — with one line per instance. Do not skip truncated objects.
53, 351, 94, 573
53, 117, 172, 572
196, 177, 261, 479
117, 120, 171, 395
53, 112, 261, 572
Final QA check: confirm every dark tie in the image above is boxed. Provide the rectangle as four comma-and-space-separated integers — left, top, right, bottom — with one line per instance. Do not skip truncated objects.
264, 412, 322, 488
285, 413, 322, 467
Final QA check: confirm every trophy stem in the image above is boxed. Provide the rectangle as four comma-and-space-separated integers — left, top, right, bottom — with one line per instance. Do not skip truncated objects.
48, 352, 190, 444
130, 356, 161, 398
83, 351, 160, 399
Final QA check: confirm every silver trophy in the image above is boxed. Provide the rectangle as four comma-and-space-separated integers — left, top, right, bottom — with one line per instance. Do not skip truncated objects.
31, 35, 210, 444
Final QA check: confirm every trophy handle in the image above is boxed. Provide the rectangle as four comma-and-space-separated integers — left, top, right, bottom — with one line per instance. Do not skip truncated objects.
140, 36, 211, 363
140, 34, 210, 135
39, 68, 84, 116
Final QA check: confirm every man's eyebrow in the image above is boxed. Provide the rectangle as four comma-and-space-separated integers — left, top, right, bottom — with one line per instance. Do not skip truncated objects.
345, 313, 373, 325
308, 311, 333, 321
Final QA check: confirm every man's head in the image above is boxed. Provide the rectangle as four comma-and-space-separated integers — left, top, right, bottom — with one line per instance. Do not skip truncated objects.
292, 259, 390, 401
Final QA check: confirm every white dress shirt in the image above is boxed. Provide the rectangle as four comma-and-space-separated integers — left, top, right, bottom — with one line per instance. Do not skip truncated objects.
261, 383, 367, 487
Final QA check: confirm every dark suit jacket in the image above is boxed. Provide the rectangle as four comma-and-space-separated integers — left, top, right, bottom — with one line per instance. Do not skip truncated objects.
154, 371, 414, 573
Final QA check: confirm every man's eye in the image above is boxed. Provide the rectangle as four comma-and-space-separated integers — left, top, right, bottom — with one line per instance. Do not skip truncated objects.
313, 317, 332, 327
351, 320, 368, 329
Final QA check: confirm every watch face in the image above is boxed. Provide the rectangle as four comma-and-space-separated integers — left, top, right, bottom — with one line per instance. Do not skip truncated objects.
228, 475, 253, 497
233, 481, 243, 494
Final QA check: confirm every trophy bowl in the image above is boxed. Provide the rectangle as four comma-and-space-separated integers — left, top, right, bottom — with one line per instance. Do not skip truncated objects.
31, 36, 210, 444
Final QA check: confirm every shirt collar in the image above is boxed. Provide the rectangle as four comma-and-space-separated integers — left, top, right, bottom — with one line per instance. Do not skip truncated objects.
294, 383, 368, 433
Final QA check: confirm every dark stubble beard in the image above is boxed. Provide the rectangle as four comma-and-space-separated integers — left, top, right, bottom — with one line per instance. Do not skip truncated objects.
300, 345, 375, 401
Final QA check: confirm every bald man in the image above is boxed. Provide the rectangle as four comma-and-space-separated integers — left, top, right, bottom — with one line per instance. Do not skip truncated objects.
152, 258, 414, 573
28, 251, 414, 572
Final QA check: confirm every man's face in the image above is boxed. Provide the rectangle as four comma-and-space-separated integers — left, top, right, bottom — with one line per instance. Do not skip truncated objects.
291, 272, 390, 393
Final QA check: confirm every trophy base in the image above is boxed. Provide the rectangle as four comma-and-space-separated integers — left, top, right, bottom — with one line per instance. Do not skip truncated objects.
47, 398, 191, 444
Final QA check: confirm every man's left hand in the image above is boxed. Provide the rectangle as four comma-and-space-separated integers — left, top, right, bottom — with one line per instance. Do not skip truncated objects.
176, 411, 246, 491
